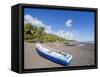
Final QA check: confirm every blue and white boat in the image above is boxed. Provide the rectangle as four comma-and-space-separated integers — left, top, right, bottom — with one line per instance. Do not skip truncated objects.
36, 43, 72, 66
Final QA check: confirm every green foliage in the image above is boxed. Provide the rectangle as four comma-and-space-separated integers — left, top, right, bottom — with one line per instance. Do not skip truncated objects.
24, 23, 67, 43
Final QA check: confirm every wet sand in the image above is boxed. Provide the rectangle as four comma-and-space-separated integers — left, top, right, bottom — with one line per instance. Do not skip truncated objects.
24, 42, 94, 69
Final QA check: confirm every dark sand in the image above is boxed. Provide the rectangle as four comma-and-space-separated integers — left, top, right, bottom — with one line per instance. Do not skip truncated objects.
24, 42, 94, 69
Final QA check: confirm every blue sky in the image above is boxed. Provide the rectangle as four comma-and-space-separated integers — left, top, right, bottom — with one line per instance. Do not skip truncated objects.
24, 8, 95, 42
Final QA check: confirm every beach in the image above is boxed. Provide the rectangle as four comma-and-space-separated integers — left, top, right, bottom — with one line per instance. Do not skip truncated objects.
24, 42, 94, 69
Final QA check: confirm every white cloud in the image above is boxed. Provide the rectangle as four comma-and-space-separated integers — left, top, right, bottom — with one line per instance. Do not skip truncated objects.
45, 27, 77, 40
55, 30, 77, 40
24, 15, 77, 40
65, 19, 72, 27
45, 26, 53, 33
24, 15, 45, 27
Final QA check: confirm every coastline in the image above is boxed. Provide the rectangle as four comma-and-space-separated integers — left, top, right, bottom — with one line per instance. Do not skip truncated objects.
24, 42, 94, 69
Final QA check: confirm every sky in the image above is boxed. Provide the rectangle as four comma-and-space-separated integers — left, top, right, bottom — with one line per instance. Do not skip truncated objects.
24, 8, 95, 42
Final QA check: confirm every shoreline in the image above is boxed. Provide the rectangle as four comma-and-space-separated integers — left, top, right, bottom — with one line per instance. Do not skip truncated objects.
24, 42, 94, 69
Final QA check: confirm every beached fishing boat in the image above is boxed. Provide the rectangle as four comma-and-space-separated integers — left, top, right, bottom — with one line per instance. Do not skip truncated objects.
36, 43, 72, 66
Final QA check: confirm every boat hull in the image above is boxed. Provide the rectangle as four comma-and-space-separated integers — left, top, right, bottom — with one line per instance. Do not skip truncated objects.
36, 48, 70, 66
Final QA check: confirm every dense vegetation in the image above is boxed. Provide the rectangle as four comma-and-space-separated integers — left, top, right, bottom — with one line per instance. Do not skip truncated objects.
24, 23, 67, 43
